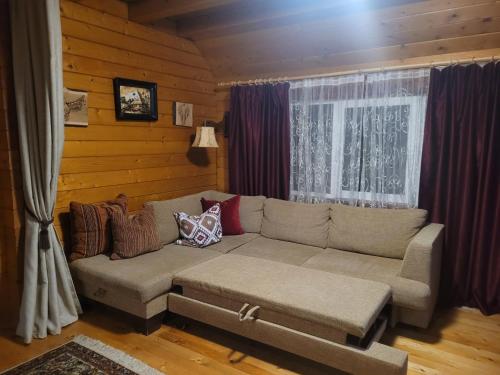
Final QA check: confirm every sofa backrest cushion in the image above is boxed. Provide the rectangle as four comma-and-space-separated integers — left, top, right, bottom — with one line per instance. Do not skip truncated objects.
261, 198, 330, 248
328, 204, 427, 259
146, 192, 205, 245
206, 191, 265, 233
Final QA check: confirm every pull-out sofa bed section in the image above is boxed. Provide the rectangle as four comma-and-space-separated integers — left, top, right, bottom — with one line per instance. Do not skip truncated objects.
170, 254, 407, 375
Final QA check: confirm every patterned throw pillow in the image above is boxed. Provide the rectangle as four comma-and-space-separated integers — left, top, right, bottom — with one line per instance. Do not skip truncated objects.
109, 205, 161, 260
174, 204, 222, 247
69, 194, 128, 261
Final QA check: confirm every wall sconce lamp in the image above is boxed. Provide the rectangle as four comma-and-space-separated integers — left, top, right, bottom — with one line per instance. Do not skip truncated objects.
192, 120, 219, 148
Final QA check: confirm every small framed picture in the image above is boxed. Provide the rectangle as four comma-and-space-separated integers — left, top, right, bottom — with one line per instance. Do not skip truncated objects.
64, 88, 88, 127
174, 102, 193, 127
113, 78, 158, 121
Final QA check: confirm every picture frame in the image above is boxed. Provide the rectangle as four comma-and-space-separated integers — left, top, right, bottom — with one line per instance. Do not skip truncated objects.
64, 88, 88, 127
174, 102, 193, 127
113, 78, 158, 121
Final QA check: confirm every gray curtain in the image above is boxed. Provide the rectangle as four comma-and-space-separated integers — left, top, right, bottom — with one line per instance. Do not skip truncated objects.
10, 0, 81, 343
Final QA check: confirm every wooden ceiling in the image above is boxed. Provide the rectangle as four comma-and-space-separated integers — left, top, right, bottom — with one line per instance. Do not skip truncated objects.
124, 0, 500, 81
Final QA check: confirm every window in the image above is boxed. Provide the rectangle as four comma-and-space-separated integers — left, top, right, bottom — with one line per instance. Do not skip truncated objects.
290, 70, 429, 207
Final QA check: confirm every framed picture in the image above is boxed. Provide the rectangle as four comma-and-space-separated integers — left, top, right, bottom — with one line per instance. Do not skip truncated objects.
113, 78, 158, 121
64, 88, 88, 127
174, 102, 193, 127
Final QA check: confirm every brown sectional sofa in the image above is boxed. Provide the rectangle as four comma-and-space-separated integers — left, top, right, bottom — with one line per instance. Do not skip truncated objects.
70, 190, 444, 374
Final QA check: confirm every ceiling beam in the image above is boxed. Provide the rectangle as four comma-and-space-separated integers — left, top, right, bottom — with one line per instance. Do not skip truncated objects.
128, 0, 241, 24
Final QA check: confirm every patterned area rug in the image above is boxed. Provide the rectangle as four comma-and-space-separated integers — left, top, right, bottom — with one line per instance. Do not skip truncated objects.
1, 335, 164, 375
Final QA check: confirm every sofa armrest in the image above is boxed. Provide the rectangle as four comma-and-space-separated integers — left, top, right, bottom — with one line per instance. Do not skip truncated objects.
400, 223, 444, 287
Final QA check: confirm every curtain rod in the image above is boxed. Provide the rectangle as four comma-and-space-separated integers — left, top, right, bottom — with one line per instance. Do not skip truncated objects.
217, 55, 499, 87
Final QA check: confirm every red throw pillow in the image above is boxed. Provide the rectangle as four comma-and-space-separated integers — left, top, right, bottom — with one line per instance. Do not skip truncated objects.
201, 195, 244, 235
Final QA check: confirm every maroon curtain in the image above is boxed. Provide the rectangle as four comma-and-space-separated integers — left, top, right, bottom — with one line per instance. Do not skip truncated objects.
419, 62, 500, 314
228, 83, 290, 199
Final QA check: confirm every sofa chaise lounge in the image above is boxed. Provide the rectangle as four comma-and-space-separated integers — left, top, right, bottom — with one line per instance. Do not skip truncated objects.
70, 190, 444, 374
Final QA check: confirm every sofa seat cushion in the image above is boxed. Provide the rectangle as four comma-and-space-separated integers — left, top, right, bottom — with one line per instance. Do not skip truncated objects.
208, 233, 261, 253
231, 236, 323, 265
261, 199, 330, 248
70, 244, 220, 304
173, 254, 391, 337
329, 204, 427, 259
302, 249, 431, 311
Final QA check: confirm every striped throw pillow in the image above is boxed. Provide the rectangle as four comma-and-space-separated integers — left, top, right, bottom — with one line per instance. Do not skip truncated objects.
109, 205, 161, 260
69, 194, 128, 261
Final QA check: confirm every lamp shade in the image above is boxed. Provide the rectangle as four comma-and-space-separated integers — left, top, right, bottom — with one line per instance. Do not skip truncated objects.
192, 126, 219, 148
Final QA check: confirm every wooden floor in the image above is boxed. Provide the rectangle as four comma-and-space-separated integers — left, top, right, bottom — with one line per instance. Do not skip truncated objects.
0, 304, 499, 375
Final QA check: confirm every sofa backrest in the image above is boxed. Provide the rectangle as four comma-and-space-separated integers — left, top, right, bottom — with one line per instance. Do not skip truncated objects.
146, 192, 206, 245
208, 191, 266, 233
147, 191, 266, 245
261, 198, 330, 248
146, 190, 426, 259
328, 204, 427, 259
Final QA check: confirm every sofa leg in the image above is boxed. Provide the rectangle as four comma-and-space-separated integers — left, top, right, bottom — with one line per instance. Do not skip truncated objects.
136, 312, 165, 335
77, 295, 95, 312
163, 312, 188, 330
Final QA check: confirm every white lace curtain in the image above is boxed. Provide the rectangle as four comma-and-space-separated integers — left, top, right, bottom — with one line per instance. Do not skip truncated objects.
290, 69, 430, 207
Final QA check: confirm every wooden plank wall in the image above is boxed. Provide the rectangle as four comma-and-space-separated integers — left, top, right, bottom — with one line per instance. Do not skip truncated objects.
56, 0, 225, 243
0, 0, 23, 329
